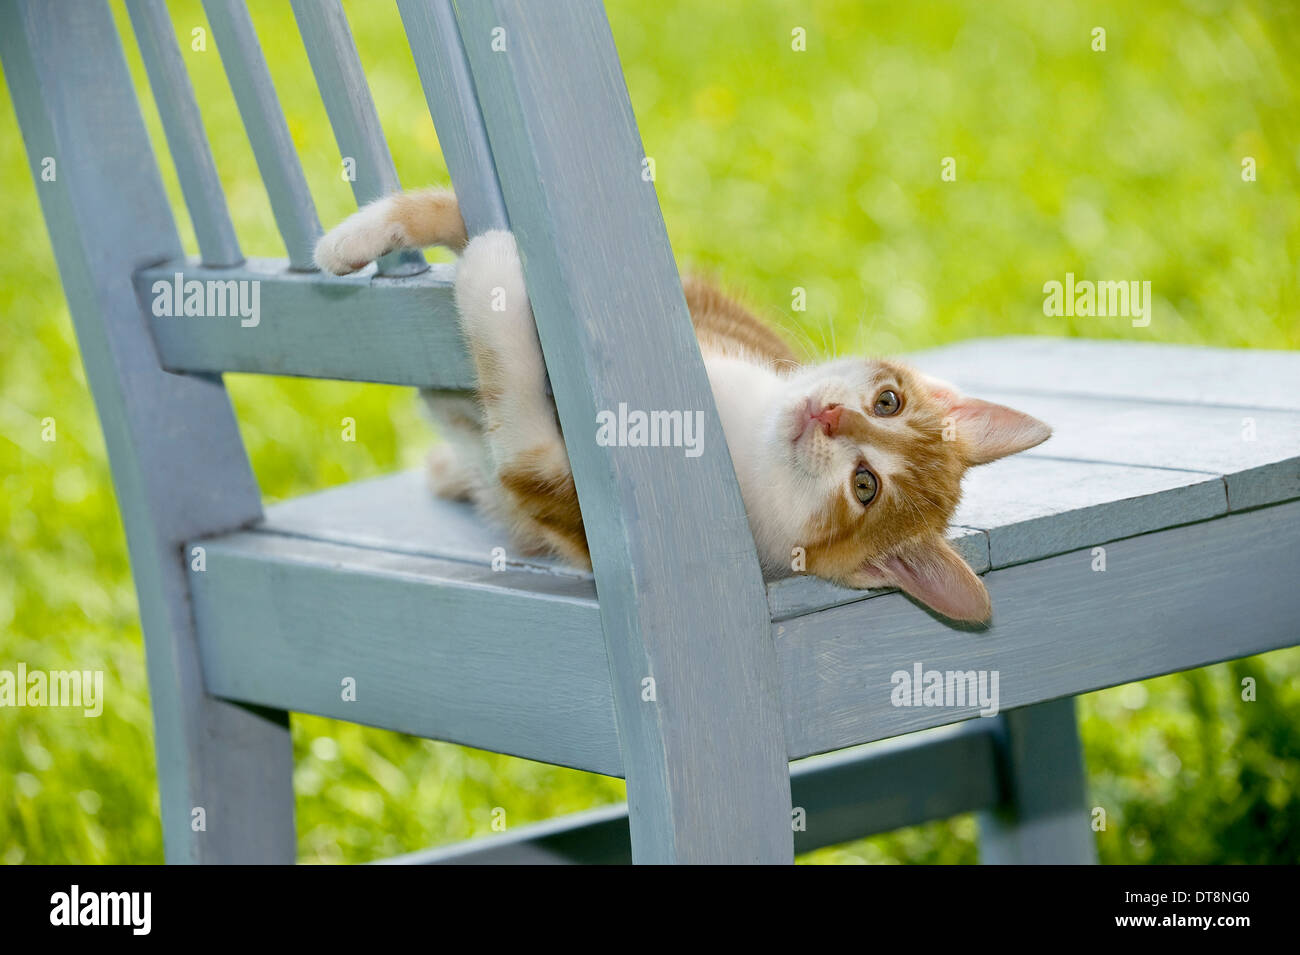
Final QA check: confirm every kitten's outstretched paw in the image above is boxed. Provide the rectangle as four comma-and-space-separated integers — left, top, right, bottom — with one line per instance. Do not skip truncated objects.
313, 201, 403, 275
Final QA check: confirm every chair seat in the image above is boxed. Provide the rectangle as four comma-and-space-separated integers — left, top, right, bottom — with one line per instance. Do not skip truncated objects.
261, 467, 591, 582
188, 337, 1300, 773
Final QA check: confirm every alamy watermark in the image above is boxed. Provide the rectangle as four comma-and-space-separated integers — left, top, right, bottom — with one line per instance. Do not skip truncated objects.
0, 663, 103, 717
1043, 272, 1151, 327
50, 885, 150, 935
151, 272, 260, 327
890, 662, 1000, 717
595, 403, 704, 458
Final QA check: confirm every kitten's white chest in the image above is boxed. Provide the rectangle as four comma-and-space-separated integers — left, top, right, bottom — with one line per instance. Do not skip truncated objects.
704, 355, 781, 465
703, 355, 799, 572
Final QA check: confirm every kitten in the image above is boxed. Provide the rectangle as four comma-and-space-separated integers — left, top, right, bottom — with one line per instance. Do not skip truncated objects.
315, 188, 1050, 623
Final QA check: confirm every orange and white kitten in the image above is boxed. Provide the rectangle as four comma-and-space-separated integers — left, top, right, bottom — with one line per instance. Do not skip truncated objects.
315, 188, 1050, 623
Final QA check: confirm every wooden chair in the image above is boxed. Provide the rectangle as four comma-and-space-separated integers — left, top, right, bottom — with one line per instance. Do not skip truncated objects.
5, 0, 1297, 864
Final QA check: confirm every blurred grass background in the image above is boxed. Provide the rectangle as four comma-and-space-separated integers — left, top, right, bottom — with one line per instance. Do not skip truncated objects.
1, 0, 1298, 864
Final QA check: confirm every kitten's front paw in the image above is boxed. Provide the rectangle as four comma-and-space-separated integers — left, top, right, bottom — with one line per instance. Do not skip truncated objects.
313, 201, 402, 275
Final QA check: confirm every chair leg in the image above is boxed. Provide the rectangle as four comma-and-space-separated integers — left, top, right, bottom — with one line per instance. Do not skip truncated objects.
615, 619, 795, 865
622, 742, 794, 865
154, 691, 296, 865
1, 0, 296, 863
977, 696, 1097, 863
149, 560, 296, 864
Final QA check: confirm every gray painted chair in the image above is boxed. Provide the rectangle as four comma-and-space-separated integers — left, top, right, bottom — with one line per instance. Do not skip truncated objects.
5, 0, 1297, 864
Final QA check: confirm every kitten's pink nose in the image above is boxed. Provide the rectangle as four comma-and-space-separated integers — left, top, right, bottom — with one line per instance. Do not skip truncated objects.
812, 403, 843, 436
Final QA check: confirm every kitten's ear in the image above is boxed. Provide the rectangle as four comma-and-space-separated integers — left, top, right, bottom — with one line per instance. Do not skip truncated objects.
924, 375, 1051, 466
847, 534, 992, 624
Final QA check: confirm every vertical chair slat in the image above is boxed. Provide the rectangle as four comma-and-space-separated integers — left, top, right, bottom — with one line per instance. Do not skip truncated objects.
126, 0, 243, 268
397, 0, 508, 236
290, 0, 426, 277
201, 0, 321, 270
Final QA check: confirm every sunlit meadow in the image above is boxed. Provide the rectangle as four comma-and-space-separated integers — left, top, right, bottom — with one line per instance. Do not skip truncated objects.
1, 0, 1297, 864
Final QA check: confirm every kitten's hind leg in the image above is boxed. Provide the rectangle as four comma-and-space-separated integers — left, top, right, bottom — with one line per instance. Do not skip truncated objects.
454, 231, 589, 566
425, 442, 477, 501
420, 390, 488, 502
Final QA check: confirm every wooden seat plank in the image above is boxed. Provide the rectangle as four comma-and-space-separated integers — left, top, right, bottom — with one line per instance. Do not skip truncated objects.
955, 456, 1226, 568
912, 336, 1300, 412
261, 469, 585, 578
968, 390, 1300, 512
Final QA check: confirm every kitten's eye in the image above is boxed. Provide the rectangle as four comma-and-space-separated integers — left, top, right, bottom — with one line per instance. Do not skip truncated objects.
874, 390, 901, 416
853, 465, 879, 506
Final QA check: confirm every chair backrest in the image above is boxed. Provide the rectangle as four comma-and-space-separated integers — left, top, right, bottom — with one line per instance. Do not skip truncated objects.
2, 0, 794, 863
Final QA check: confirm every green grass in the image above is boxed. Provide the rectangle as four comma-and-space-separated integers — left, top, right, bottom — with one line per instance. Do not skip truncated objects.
1, 0, 1297, 864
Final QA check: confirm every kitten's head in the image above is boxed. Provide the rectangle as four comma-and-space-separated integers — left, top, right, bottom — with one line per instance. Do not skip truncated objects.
754, 357, 1050, 623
